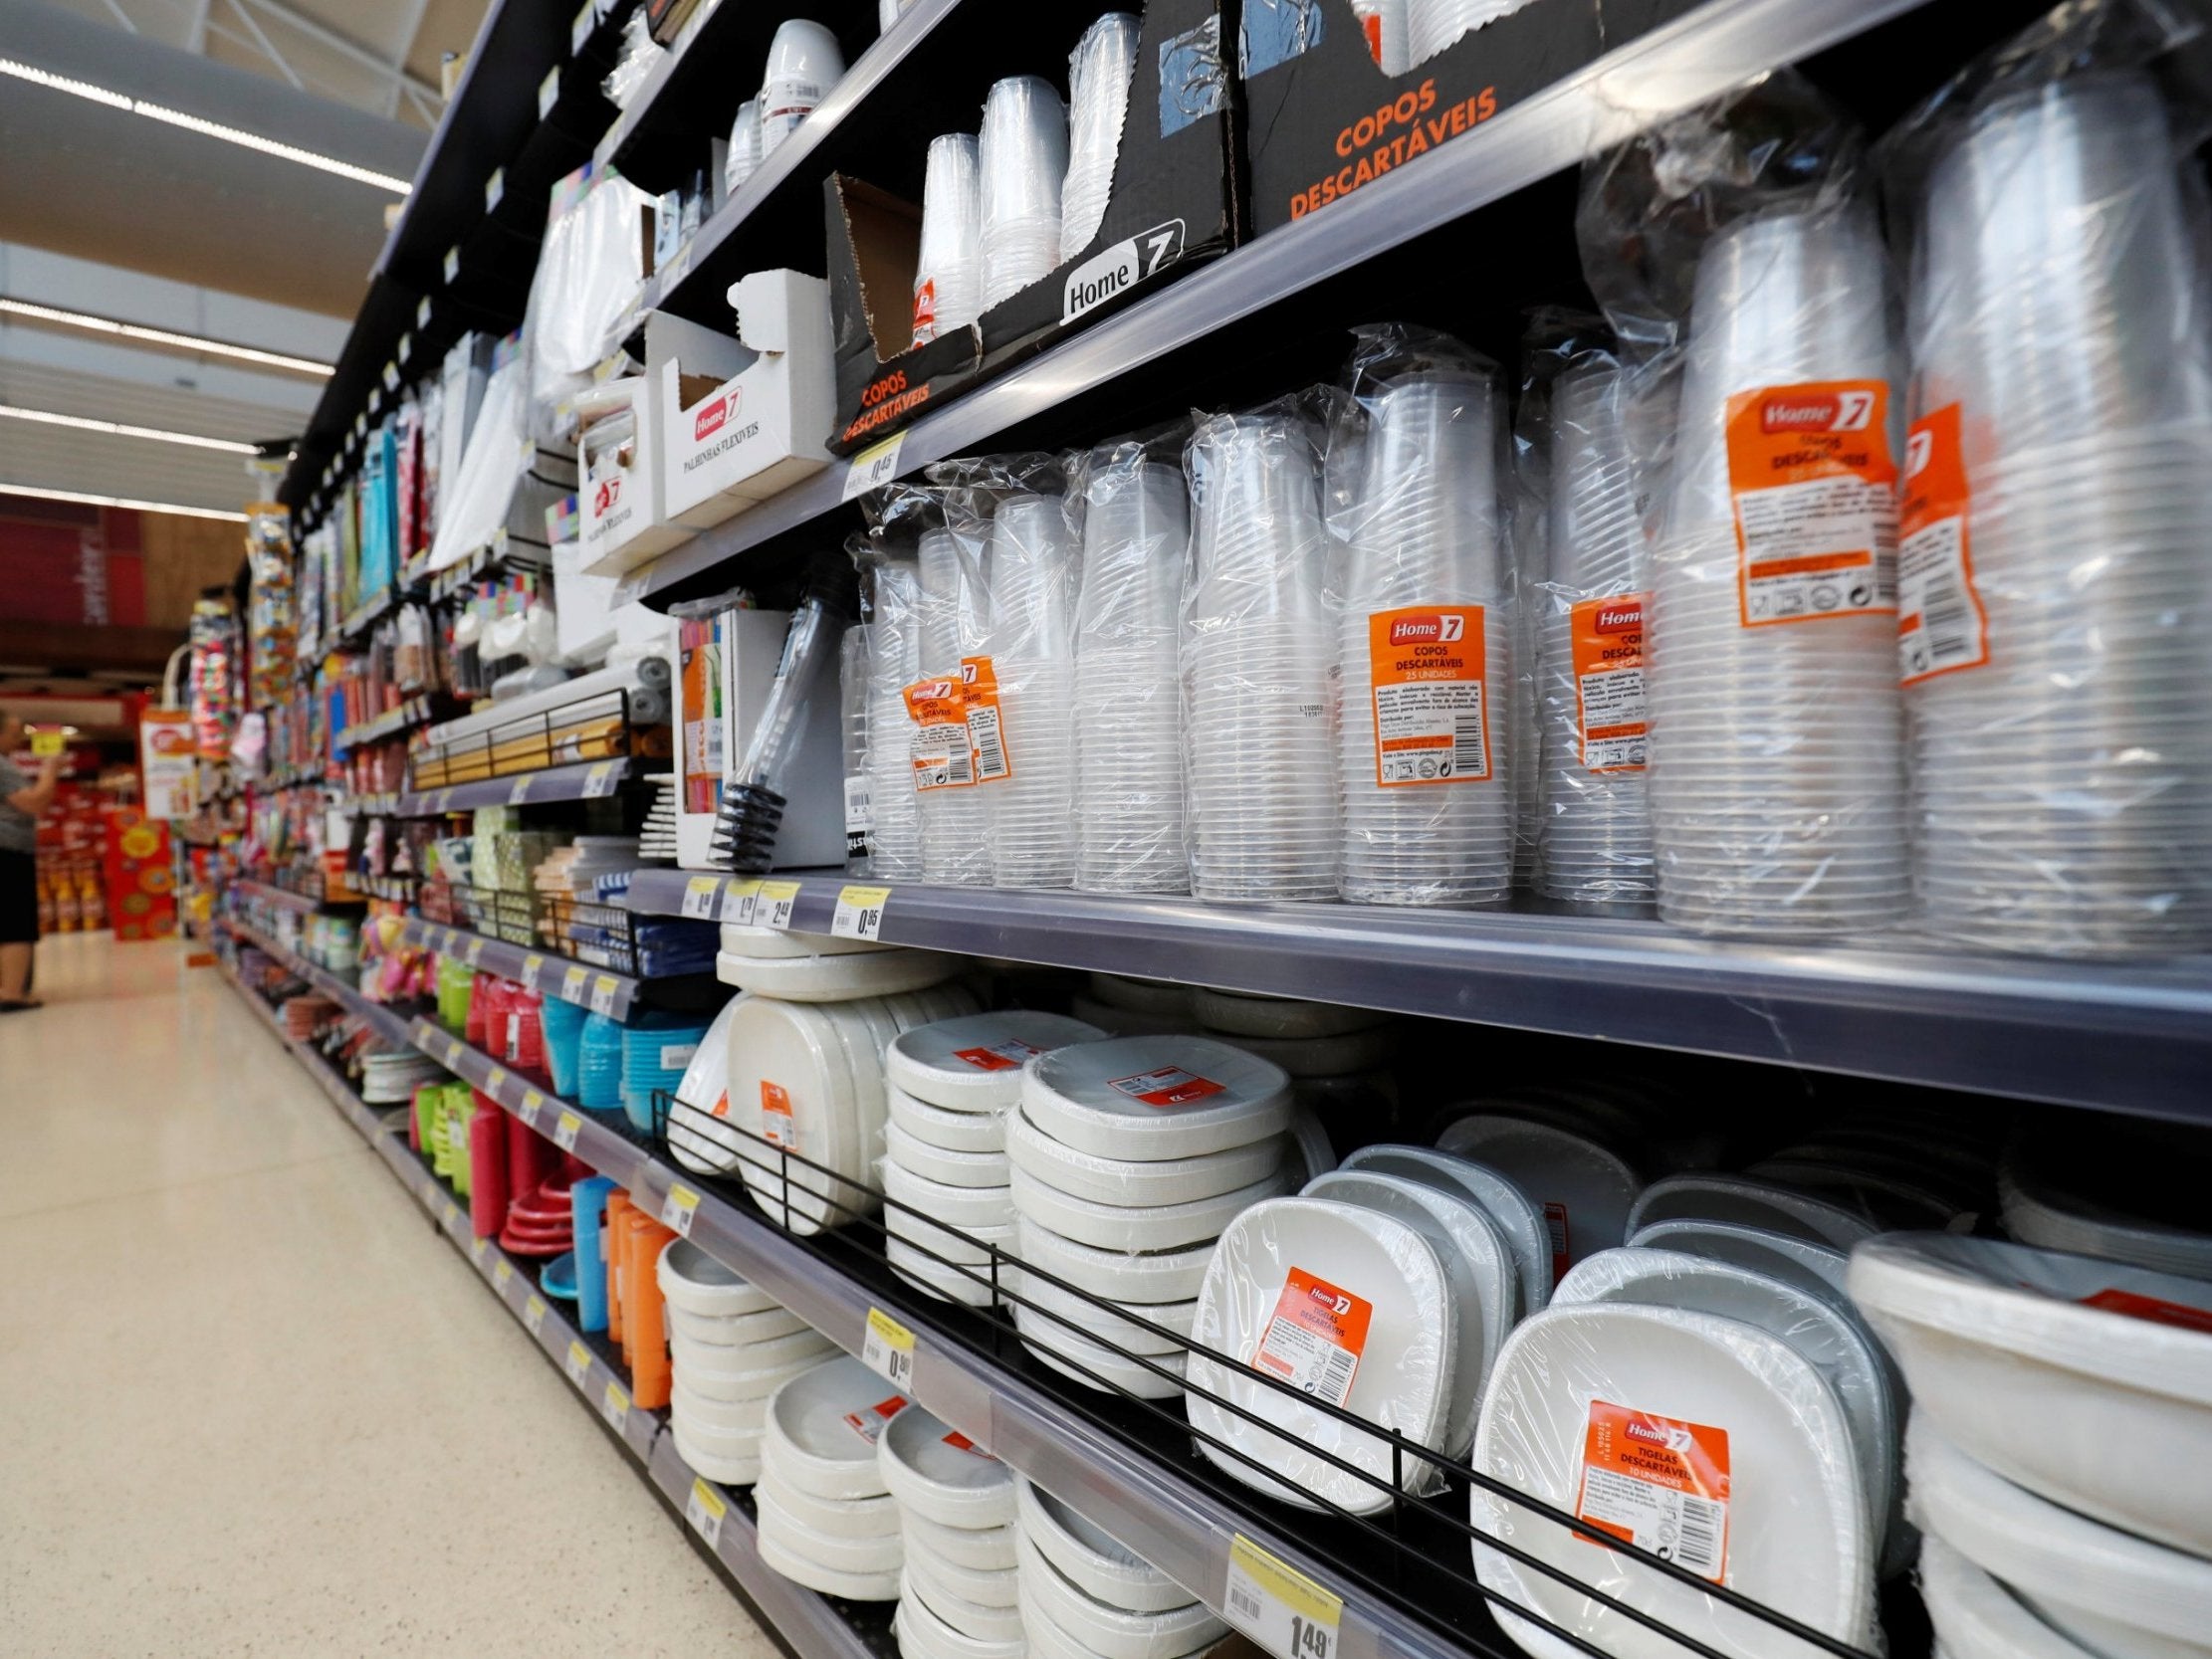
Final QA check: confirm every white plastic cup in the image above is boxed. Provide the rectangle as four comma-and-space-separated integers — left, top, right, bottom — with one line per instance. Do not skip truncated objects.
725, 100, 764, 195
914, 134, 983, 346
980, 76, 1069, 311
1061, 14, 1141, 257
758, 19, 845, 160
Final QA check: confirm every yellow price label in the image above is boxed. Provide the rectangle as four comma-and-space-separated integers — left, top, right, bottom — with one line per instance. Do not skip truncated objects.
681, 874, 723, 919
553, 1111, 581, 1152
832, 884, 892, 941
561, 964, 589, 1002
861, 1306, 916, 1391
601, 1379, 629, 1431
758, 879, 802, 930
485, 1066, 508, 1099
1224, 1536, 1343, 1659
685, 1478, 728, 1545
28, 730, 65, 756
493, 1259, 514, 1290
724, 879, 763, 926
519, 1089, 545, 1127
564, 1340, 591, 1384
660, 1183, 700, 1236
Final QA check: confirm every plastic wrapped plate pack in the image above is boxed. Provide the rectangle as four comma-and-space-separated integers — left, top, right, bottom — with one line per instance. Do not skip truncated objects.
1438, 1115, 1643, 1279
1342, 1141, 1552, 1318
1023, 1035, 1294, 1158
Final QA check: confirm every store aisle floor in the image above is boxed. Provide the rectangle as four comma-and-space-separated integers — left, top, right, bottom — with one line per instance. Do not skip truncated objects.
0, 933, 779, 1657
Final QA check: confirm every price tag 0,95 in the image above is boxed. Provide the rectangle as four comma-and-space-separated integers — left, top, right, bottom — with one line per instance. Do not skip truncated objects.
759, 879, 802, 931
1224, 1536, 1343, 1659
861, 1307, 917, 1392
686, 1478, 728, 1547
831, 884, 891, 942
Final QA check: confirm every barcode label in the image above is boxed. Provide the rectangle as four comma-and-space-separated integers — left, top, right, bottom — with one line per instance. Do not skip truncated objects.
1367, 607, 1492, 786
1229, 1582, 1264, 1622
1576, 1401, 1731, 1585
1672, 1493, 1725, 1577
1450, 711, 1486, 778
972, 712, 1007, 781
1897, 514, 1987, 684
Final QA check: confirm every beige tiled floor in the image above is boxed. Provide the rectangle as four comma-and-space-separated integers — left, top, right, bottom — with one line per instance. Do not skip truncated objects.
0, 933, 779, 1656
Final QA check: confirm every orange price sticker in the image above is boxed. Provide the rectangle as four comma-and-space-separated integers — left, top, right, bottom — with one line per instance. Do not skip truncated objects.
1725, 380, 1898, 627
1568, 595, 1648, 772
1107, 1067, 1224, 1108
2082, 1288, 2212, 1336
1252, 1267, 1373, 1408
1365, 606, 1491, 786
761, 1079, 795, 1150
1896, 402, 1990, 686
1577, 1401, 1731, 1583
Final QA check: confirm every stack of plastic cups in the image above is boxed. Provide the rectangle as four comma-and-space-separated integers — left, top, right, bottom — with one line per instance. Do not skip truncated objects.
988, 494, 1080, 888
913, 134, 983, 348
1185, 412, 1340, 902
578, 1009, 624, 1112
979, 76, 1068, 311
1337, 367, 1515, 907
1406, 0, 1536, 64
916, 525, 994, 886
757, 20, 845, 160
621, 1013, 713, 1133
1536, 357, 1656, 911
1646, 203, 1910, 937
866, 560, 926, 881
840, 625, 873, 875
1074, 457, 1191, 893
1060, 15, 1140, 258
725, 100, 764, 195
1904, 75, 2212, 956
1350, 0, 1412, 74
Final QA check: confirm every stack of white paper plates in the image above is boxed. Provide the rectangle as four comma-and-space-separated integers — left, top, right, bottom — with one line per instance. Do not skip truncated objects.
1999, 1117, 2212, 1280
1627, 1174, 1880, 1252
659, 1240, 837, 1485
1471, 1303, 1878, 1659
716, 945, 967, 1002
1850, 1233, 2212, 1555
1906, 1416, 2212, 1659
1631, 1218, 1851, 1302
882, 1406, 1023, 1652
1343, 1143, 1551, 1319
1086, 974, 1198, 1018
721, 920, 892, 958
1014, 1479, 1224, 1659
1438, 1116, 1644, 1283
1187, 1196, 1455, 1513
757, 1357, 911, 1600
1010, 1036, 1294, 1397
1917, 1536, 2100, 1659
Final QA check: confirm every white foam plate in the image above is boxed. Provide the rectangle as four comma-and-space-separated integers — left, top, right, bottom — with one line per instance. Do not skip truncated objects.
1086, 973, 1198, 1016
1205, 1024, 1400, 1078
1024, 1035, 1293, 1159
1290, 1105, 1337, 1183
2000, 1121, 2212, 1280
1016, 1306, 1189, 1399
1471, 1303, 1876, 1659
1013, 1270, 1195, 1358
883, 1155, 1015, 1232
1007, 1107, 1287, 1206
888, 1010, 1108, 1110
673, 1326, 839, 1387
1630, 1218, 1852, 1305
666, 1301, 810, 1348
656, 1235, 783, 1319
716, 945, 964, 1001
888, 1234, 1007, 1307
756, 1529, 901, 1601
1069, 993, 1202, 1038
902, 1531, 1018, 1606
1015, 1478, 1197, 1614
671, 995, 740, 1141
889, 1083, 1009, 1152
1193, 987, 1389, 1039
1438, 1116, 1643, 1279
668, 1405, 765, 1464
1344, 1143, 1551, 1318
756, 1466, 902, 1540
728, 996, 867, 1236
1907, 1417, 2212, 1659
1187, 1197, 1454, 1514
1918, 1536, 2101, 1659
885, 1120, 1012, 1188
763, 1355, 909, 1501
906, 1549, 1026, 1642
1013, 1214, 1217, 1305
881, 1404, 1016, 1529
1304, 1168, 1513, 1457
1010, 1163, 1289, 1253
670, 1381, 773, 1437
1850, 1233, 2212, 1556
1016, 1532, 1228, 1659
904, 1510, 1019, 1573
1019, 1596, 1217, 1659
672, 1425, 761, 1488
1627, 1173, 1880, 1251
897, 1582, 1025, 1659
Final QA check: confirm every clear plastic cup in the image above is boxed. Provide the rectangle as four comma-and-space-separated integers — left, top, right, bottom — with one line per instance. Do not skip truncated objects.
914, 134, 983, 347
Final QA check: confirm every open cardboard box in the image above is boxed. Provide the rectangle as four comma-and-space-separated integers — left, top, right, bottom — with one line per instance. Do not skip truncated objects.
658, 269, 836, 532
576, 369, 688, 577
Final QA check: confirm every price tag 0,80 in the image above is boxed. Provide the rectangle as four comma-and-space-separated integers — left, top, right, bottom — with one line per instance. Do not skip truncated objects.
660, 1182, 700, 1237
565, 1340, 592, 1386
589, 975, 619, 1017
553, 1111, 582, 1152
1224, 1536, 1343, 1659
685, 1478, 728, 1548
680, 874, 723, 920
831, 884, 891, 942
861, 1307, 917, 1392
759, 879, 802, 932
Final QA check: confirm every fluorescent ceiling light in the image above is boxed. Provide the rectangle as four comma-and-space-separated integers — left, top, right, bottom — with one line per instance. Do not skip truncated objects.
0, 402, 261, 454
0, 298, 332, 377
0, 484, 248, 522
0, 56, 413, 194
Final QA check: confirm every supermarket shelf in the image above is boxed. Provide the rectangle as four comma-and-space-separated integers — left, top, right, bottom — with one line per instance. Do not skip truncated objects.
426, 526, 553, 602
225, 918, 418, 1048
333, 696, 434, 755
232, 878, 357, 916
707, 874, 2212, 1120
385, 756, 635, 817
629, 0, 1940, 605
215, 956, 878, 1659
391, 914, 650, 1021
333, 584, 409, 649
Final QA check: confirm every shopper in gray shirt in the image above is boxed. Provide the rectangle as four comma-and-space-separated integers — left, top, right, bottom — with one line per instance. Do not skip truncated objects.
0, 713, 63, 1009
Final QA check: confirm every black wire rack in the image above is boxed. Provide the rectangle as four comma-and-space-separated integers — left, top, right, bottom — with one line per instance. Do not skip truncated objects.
406, 685, 643, 793
645, 1091, 1894, 1659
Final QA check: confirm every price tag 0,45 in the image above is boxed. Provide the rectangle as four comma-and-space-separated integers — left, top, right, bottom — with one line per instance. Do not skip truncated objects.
553, 1111, 582, 1152
842, 431, 906, 501
1224, 1536, 1343, 1659
660, 1182, 700, 1237
831, 884, 891, 942
680, 874, 723, 920
589, 974, 620, 1017
861, 1307, 917, 1392
759, 879, 802, 931
685, 1478, 728, 1548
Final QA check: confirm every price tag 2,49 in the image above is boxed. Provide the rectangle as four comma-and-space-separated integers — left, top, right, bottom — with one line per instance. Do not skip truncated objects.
759, 879, 802, 931
686, 1478, 728, 1548
831, 884, 891, 942
661, 1182, 700, 1237
862, 1307, 917, 1392
1224, 1535, 1343, 1659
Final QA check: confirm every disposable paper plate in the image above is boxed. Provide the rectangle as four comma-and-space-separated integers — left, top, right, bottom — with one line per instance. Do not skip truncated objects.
656, 1236, 783, 1319
673, 1325, 839, 1383
1343, 1143, 1551, 1318
1069, 993, 1202, 1038
1024, 1035, 1293, 1159
1010, 1164, 1290, 1253
1013, 1214, 1217, 1304
888, 1011, 1108, 1109
670, 1404, 767, 1464
1087, 973, 1199, 1016
1205, 1024, 1400, 1079
905, 1510, 1019, 1572
1906, 1417, 2212, 1659
1438, 1116, 1643, 1277
1471, 1303, 1876, 1659
885, 1120, 1012, 1188
1019, 1596, 1218, 1659
1193, 987, 1389, 1039
1015, 1305, 1190, 1399
1744, 1153, 1962, 1231
673, 1424, 762, 1488
1006, 1107, 1288, 1206
715, 945, 964, 1001
729, 996, 866, 1235
1630, 1218, 1852, 1305
881, 1405, 1016, 1529
889, 1211, 1016, 1266
902, 1532, 1018, 1606
672, 995, 740, 1134
889, 1234, 1007, 1307
883, 1156, 1014, 1233
1850, 1233, 2212, 1556
756, 1529, 901, 1601
1290, 1106, 1337, 1182
889, 1084, 1009, 1152
763, 1355, 910, 1501
722, 918, 890, 958
906, 1549, 1026, 1642
666, 1301, 810, 1348
1188, 1197, 1455, 1514
758, 1487, 907, 1574
1626, 1174, 1880, 1252
1918, 1536, 2101, 1659
1555, 1246, 1899, 1565
1304, 1168, 1513, 1455
757, 1473, 902, 1551
897, 1584, 1025, 1659
1013, 1270, 1196, 1357
670, 1380, 773, 1437
2000, 1118, 2212, 1279
1015, 1478, 1197, 1613
1016, 1532, 1228, 1659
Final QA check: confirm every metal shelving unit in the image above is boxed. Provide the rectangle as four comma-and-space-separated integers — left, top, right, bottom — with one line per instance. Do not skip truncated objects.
390, 915, 656, 1020
353, 755, 634, 818
332, 696, 435, 755
233, 878, 357, 917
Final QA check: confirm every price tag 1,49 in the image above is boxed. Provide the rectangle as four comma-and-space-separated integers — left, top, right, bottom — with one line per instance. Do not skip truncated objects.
861, 1307, 917, 1392
680, 874, 723, 920
660, 1182, 700, 1237
842, 431, 906, 501
1224, 1536, 1343, 1659
553, 1111, 582, 1152
686, 1478, 728, 1548
831, 884, 891, 942
759, 879, 802, 931
589, 974, 620, 1017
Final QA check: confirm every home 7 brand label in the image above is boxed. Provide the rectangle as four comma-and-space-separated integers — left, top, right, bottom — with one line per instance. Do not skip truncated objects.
1577, 1402, 1731, 1583
953, 1038, 1043, 1072
1726, 381, 1898, 626
912, 277, 941, 344
1107, 1068, 1224, 1108
1569, 596, 1648, 771
1061, 219, 1187, 324
678, 387, 761, 474
761, 1080, 796, 1152
1896, 402, 1989, 685
1367, 607, 1490, 786
1252, 1267, 1373, 1408
904, 677, 974, 790
961, 657, 1013, 783
840, 1393, 910, 1445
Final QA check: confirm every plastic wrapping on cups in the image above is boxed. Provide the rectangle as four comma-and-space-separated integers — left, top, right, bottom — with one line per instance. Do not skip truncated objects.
1578, 78, 1909, 938
853, 548, 925, 879
1408, 0, 1538, 66
1325, 324, 1515, 908
726, 100, 765, 195
1879, 0, 2212, 957
839, 622, 873, 874
1063, 14, 1142, 256
1073, 429, 1194, 894
1183, 394, 1343, 902
986, 489, 1082, 888
915, 134, 985, 346
980, 75, 1070, 310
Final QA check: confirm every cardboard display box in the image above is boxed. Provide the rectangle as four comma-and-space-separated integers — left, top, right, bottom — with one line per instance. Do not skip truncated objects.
577, 373, 689, 577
